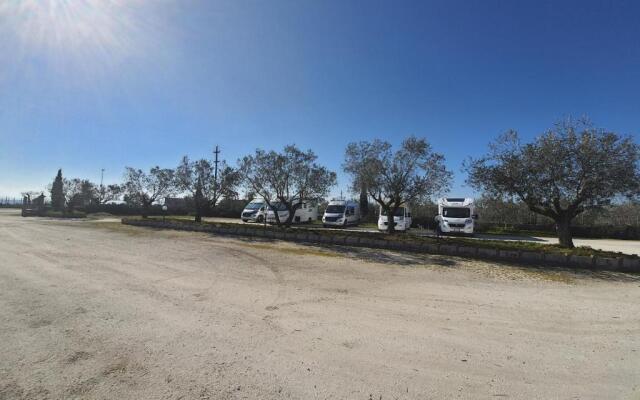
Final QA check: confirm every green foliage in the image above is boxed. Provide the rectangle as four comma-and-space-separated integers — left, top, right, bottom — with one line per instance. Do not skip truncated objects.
175, 151, 241, 222
239, 145, 337, 227
344, 136, 451, 233
50, 169, 65, 212
123, 166, 175, 218
467, 118, 640, 248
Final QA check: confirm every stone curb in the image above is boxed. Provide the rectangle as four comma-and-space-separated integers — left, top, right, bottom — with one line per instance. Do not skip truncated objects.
121, 219, 640, 273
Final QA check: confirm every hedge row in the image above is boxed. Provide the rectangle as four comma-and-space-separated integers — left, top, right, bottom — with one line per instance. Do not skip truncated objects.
82, 201, 246, 218
121, 218, 640, 273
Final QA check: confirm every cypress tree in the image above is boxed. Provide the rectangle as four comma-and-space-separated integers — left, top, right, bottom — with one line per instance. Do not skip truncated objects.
51, 169, 65, 211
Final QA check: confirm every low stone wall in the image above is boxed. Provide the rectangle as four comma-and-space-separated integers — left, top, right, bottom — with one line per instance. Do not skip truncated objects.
121, 218, 640, 273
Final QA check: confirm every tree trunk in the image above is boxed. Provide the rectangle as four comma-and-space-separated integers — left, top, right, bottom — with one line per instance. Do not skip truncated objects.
284, 204, 298, 227
556, 215, 574, 248
194, 198, 204, 223
142, 201, 150, 219
359, 184, 368, 218
385, 206, 396, 234
195, 181, 204, 223
272, 207, 282, 227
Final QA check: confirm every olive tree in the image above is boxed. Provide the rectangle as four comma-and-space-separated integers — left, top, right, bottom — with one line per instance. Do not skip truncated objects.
123, 166, 175, 218
344, 136, 452, 233
238, 145, 336, 227
175, 155, 240, 222
343, 142, 377, 219
63, 178, 98, 210
466, 119, 640, 248
97, 184, 124, 204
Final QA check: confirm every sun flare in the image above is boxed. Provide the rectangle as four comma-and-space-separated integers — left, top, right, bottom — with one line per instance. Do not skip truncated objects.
0, 0, 166, 84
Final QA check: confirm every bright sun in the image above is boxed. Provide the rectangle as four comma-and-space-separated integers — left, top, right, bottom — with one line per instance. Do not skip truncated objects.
3, 0, 139, 52
0, 0, 167, 84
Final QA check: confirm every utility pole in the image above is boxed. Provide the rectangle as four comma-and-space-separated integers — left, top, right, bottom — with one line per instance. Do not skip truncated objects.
100, 168, 105, 203
213, 145, 220, 181
213, 145, 220, 206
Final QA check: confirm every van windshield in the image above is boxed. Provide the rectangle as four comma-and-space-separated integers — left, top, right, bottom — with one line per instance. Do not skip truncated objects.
381, 207, 405, 217
442, 207, 470, 218
245, 202, 264, 210
325, 205, 345, 214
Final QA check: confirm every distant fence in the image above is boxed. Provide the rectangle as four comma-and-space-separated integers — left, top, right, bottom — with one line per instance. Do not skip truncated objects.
0, 197, 23, 208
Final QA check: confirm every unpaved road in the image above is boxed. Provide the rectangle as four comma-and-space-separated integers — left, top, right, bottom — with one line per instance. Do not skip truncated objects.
1, 209, 639, 399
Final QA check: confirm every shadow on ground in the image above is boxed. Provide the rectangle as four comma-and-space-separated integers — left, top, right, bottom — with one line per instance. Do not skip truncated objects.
229, 235, 458, 267
227, 235, 640, 283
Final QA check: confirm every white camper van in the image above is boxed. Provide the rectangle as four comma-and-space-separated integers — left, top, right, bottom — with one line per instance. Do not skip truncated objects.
266, 200, 318, 224
378, 203, 412, 232
241, 199, 267, 223
322, 199, 360, 228
435, 197, 477, 235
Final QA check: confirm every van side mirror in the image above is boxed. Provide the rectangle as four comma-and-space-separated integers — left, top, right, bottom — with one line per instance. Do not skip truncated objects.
472, 214, 479, 220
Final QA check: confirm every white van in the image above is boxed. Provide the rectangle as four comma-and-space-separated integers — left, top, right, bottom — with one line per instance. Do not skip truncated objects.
241, 199, 267, 223
322, 199, 360, 228
435, 197, 477, 235
378, 204, 412, 231
266, 200, 318, 224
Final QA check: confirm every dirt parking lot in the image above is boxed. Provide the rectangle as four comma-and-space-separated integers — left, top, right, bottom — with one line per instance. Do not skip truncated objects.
0, 209, 639, 399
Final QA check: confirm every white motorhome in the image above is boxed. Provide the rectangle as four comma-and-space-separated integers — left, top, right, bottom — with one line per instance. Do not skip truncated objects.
322, 199, 360, 228
266, 200, 318, 224
378, 203, 412, 232
435, 197, 477, 235
240, 199, 267, 223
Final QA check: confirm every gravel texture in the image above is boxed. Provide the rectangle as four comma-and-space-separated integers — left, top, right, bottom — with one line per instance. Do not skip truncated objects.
1, 210, 639, 399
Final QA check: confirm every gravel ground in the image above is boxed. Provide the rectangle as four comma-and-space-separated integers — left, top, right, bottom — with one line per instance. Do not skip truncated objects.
0, 209, 639, 399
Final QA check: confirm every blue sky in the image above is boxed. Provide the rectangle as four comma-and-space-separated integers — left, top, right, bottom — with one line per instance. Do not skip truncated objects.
1, 0, 639, 198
